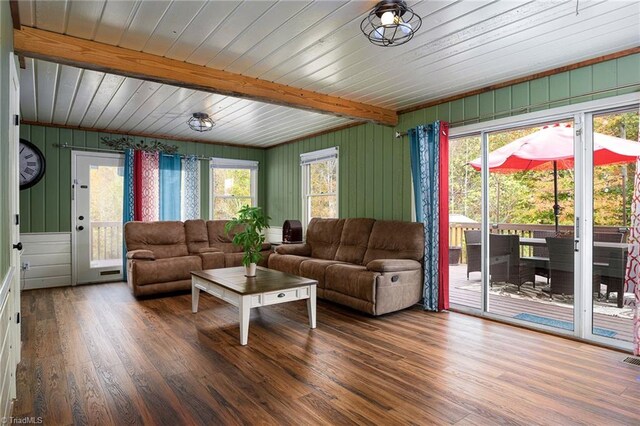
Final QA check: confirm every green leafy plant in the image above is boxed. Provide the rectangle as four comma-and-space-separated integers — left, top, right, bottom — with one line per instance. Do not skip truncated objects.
225, 205, 271, 266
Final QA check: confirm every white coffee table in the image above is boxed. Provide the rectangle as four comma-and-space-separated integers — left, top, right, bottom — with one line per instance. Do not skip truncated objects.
191, 266, 317, 345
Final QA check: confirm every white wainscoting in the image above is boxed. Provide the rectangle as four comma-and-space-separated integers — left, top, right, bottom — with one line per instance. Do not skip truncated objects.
265, 226, 282, 244
20, 233, 72, 290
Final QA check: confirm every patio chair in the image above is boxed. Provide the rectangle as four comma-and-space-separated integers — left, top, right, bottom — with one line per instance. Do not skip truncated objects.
594, 243, 626, 308
521, 230, 556, 286
464, 230, 481, 279
546, 237, 600, 298
489, 234, 535, 291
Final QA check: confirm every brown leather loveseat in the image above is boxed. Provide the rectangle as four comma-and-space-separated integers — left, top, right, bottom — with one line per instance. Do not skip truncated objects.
268, 218, 424, 315
125, 220, 271, 297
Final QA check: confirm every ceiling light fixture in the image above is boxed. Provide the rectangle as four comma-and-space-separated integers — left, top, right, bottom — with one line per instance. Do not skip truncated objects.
187, 112, 215, 132
361, 0, 422, 47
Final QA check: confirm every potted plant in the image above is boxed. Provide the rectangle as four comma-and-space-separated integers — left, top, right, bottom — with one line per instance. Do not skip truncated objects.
225, 205, 271, 277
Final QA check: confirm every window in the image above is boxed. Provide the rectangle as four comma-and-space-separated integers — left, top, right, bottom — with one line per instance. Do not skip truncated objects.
301, 147, 338, 226
210, 158, 258, 220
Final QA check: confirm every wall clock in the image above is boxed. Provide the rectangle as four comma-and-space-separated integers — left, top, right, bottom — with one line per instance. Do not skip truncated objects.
19, 138, 46, 190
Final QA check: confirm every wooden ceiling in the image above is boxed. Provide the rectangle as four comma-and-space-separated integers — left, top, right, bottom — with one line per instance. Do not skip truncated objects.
16, 0, 640, 147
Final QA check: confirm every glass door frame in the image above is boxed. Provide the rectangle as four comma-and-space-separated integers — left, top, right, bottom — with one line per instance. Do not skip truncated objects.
449, 92, 639, 351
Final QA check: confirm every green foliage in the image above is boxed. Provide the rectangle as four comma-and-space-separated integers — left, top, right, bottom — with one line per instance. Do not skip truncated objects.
308, 159, 338, 218
225, 205, 271, 266
449, 111, 639, 226
213, 168, 253, 219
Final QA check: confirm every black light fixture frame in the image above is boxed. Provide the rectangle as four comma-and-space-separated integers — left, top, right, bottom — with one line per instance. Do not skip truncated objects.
187, 112, 215, 132
360, 0, 422, 47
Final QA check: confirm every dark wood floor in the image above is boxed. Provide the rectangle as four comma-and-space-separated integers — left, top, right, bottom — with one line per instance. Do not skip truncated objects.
13, 283, 640, 425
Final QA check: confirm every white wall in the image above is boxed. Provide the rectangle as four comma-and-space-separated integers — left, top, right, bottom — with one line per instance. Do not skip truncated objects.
20, 233, 72, 290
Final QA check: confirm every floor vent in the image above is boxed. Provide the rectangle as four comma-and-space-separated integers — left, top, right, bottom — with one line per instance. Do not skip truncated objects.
623, 357, 640, 366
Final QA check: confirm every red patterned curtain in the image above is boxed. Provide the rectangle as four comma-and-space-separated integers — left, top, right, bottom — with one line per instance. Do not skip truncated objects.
133, 150, 159, 222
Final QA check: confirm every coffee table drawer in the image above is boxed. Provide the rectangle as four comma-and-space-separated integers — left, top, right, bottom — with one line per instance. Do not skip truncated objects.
262, 287, 309, 306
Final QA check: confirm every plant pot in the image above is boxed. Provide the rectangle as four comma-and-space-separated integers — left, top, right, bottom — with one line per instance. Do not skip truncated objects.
245, 263, 257, 277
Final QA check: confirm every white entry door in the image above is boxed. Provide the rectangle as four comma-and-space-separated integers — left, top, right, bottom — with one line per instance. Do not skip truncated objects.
72, 152, 125, 284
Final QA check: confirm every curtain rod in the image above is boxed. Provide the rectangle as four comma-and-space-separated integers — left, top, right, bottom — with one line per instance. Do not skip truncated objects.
53, 143, 211, 161
395, 82, 640, 138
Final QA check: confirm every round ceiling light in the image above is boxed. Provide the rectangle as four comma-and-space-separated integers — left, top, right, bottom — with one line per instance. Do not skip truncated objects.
360, 0, 422, 47
187, 112, 215, 132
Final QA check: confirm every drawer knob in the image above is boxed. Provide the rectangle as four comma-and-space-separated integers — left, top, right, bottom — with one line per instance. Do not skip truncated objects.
277, 293, 285, 298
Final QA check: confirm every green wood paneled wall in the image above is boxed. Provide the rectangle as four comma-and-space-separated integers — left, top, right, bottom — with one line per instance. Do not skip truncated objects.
19, 125, 266, 233
265, 54, 640, 225
0, 0, 14, 277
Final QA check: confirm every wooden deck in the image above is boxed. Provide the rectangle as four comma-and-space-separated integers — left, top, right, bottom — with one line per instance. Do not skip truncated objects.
14, 283, 640, 425
449, 264, 634, 342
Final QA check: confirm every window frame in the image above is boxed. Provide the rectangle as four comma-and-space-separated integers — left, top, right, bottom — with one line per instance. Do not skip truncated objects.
300, 147, 339, 228
209, 158, 258, 220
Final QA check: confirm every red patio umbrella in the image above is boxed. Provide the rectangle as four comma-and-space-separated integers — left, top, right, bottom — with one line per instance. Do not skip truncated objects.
468, 123, 640, 232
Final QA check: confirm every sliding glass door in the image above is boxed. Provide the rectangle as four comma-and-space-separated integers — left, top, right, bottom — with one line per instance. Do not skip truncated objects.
586, 107, 639, 346
448, 94, 639, 351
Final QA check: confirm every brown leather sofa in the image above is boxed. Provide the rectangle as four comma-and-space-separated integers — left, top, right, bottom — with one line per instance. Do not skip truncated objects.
268, 218, 424, 315
125, 220, 271, 297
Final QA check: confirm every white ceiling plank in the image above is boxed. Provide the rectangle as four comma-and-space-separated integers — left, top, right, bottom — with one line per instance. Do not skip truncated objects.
244, 1, 367, 79
207, 1, 312, 71
65, 0, 106, 39
142, 0, 208, 57
79, 73, 127, 128
130, 87, 198, 132
17, 0, 35, 27
162, 1, 242, 61
66, 68, 105, 127
92, 77, 145, 129
184, 1, 276, 66
52, 65, 82, 124
33, 0, 69, 33
118, 84, 181, 132
93, 0, 139, 45
19, 58, 37, 122
139, 90, 212, 134
116, 0, 172, 51
107, 80, 164, 130
35, 60, 59, 123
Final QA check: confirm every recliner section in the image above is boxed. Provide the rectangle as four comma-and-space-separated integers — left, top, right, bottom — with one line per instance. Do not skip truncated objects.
125, 219, 271, 296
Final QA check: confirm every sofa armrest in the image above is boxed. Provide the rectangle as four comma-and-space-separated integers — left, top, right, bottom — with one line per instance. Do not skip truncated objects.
126, 249, 155, 260
199, 251, 225, 270
198, 247, 221, 254
275, 243, 311, 256
366, 259, 422, 272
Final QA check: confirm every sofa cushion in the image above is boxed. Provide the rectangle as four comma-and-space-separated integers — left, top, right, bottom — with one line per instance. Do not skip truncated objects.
362, 220, 424, 265
334, 218, 376, 264
206, 220, 245, 244
299, 259, 346, 289
307, 218, 345, 260
268, 253, 311, 276
133, 255, 202, 286
184, 219, 209, 254
325, 264, 379, 303
125, 221, 189, 259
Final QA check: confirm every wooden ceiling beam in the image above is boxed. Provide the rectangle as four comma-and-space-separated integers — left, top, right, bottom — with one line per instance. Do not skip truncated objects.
13, 27, 398, 126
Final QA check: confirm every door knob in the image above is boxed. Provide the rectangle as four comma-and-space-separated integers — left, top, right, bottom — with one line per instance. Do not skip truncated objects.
12, 242, 22, 250
78, 215, 84, 221
77, 226, 84, 231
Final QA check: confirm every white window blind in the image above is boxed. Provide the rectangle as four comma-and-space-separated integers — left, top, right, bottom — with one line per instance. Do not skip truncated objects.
300, 147, 338, 166
210, 158, 259, 170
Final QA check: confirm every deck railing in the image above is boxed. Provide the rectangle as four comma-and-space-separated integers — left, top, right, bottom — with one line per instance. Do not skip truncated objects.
91, 221, 123, 262
450, 222, 627, 264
